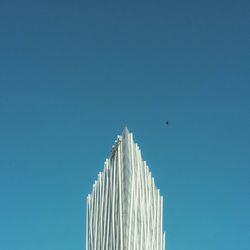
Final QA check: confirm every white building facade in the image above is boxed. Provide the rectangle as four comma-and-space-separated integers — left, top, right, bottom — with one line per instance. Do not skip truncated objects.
86, 127, 165, 250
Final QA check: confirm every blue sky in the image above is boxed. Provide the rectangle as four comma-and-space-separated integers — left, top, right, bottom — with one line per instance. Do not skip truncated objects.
0, 0, 250, 249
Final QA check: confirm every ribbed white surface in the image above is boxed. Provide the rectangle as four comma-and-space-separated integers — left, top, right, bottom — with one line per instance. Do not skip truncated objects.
86, 129, 165, 250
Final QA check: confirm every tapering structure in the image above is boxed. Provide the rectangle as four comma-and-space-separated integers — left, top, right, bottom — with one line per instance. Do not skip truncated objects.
86, 127, 165, 250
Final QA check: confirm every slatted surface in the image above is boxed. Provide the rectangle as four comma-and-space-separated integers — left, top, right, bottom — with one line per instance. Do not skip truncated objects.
86, 129, 165, 250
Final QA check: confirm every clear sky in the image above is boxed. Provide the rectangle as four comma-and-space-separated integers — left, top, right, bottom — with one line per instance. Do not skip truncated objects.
0, 0, 249, 249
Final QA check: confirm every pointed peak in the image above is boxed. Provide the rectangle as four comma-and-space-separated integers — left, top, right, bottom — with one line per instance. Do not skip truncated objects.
122, 126, 130, 137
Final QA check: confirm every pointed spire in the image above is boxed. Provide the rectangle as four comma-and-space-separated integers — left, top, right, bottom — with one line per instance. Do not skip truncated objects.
122, 126, 130, 138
